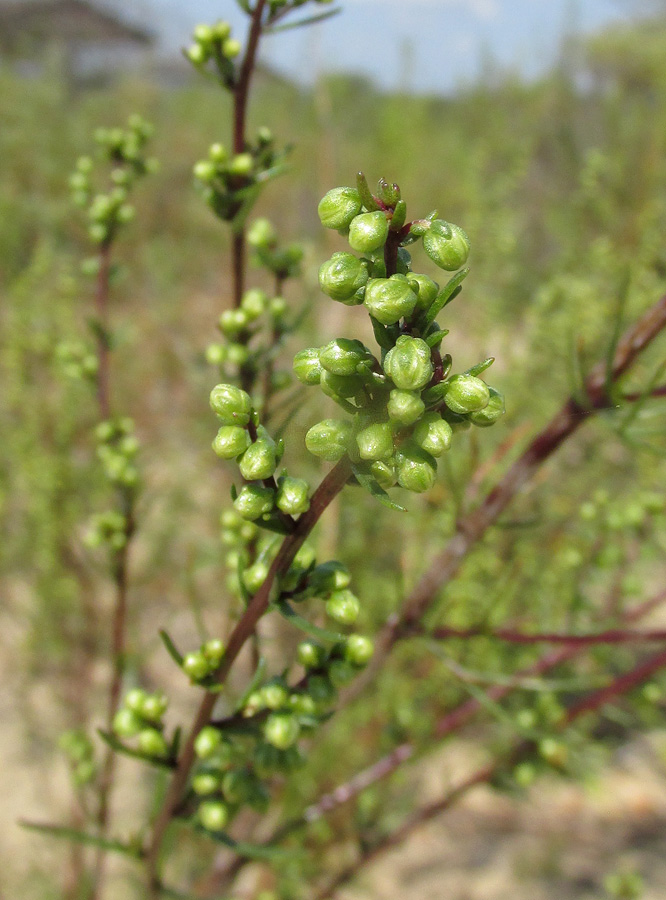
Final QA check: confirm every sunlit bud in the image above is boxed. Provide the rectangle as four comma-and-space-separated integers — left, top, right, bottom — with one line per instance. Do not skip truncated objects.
212, 20, 232, 40
395, 442, 437, 493
242, 560, 270, 594
223, 38, 242, 58
227, 343, 250, 366
209, 384, 252, 425
289, 693, 317, 716
69, 172, 89, 192
293, 348, 322, 385
76, 155, 94, 173
192, 773, 221, 795
247, 217, 277, 248
183, 651, 210, 682
325, 589, 360, 625
305, 419, 352, 461
539, 738, 568, 768
407, 273, 439, 310
117, 203, 134, 225
141, 693, 168, 723
89, 223, 108, 244
233, 484, 275, 520
228, 153, 253, 177
138, 728, 168, 758
309, 560, 351, 593
348, 210, 389, 253
208, 142, 227, 164
113, 708, 142, 738
317, 186, 362, 230
240, 288, 267, 321
212, 425, 250, 459
369, 458, 397, 488
364, 276, 418, 325
219, 308, 249, 336
412, 412, 453, 457
261, 681, 290, 710
276, 476, 310, 515
297, 640, 327, 669
194, 726, 222, 759
203, 639, 225, 667
186, 43, 208, 65
423, 220, 470, 271
387, 389, 426, 426
319, 339, 371, 376
345, 634, 374, 667
205, 343, 226, 365
239, 438, 277, 481
443, 375, 490, 414
220, 509, 241, 530
264, 713, 300, 749
193, 23, 214, 44
318, 252, 369, 304
383, 336, 433, 390
355, 421, 394, 461
257, 125, 273, 144
469, 386, 505, 426
269, 296, 288, 320
198, 800, 229, 832
125, 688, 148, 713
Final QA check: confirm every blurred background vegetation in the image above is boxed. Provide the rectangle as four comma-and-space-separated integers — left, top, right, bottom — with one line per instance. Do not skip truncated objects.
2, 2, 666, 899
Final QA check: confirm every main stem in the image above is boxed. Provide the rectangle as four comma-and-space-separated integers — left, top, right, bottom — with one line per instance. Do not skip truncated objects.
95, 242, 112, 420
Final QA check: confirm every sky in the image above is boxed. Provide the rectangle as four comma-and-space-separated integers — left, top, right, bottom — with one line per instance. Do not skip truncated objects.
120, 0, 640, 94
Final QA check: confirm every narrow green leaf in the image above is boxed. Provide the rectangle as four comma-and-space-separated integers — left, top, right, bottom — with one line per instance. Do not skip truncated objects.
356, 172, 379, 211
424, 268, 470, 326
351, 464, 406, 512
159, 629, 184, 667
369, 316, 395, 351
264, 7, 341, 33
425, 328, 449, 348
20, 820, 142, 858
465, 357, 494, 377
605, 270, 631, 397
97, 730, 176, 769
194, 824, 291, 860
273, 599, 346, 643
389, 199, 407, 231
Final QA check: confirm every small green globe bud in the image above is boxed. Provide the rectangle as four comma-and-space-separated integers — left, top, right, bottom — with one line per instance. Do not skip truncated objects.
319, 338, 372, 376
319, 252, 369, 304
203, 639, 225, 667
297, 640, 327, 669
116, 204, 135, 224
276, 476, 310, 515
192, 773, 221, 796
210, 384, 252, 426
369, 459, 397, 488
208, 141, 227, 163
412, 412, 453, 457
138, 728, 168, 758
387, 389, 426, 426
325, 589, 361, 625
76, 155, 94, 174
305, 419, 352, 461
348, 210, 389, 253
89, 223, 108, 244
198, 800, 229, 832
469, 386, 505, 427
222, 37, 242, 59
329, 659, 356, 687
345, 634, 374, 667
261, 681, 290, 710
423, 220, 470, 271
186, 43, 208, 65
193, 23, 214, 44
289, 693, 318, 716
320, 370, 366, 402
355, 421, 394, 461
239, 288, 267, 321
383, 336, 434, 391
269, 295, 288, 319
264, 713, 300, 749
205, 343, 226, 366
125, 688, 148, 714
309, 560, 351, 593
239, 438, 277, 481
212, 20, 232, 40
183, 651, 210, 682
395, 443, 437, 493
317, 186, 362, 230
242, 560, 270, 594
193, 160, 217, 183
227, 343, 250, 367
219, 308, 249, 336
407, 273, 439, 310
113, 708, 142, 738
247, 217, 277, 248
364, 276, 418, 325
293, 348, 323, 385
228, 152, 253, 177
443, 375, 490, 414
233, 484, 275, 520
194, 726, 222, 759
307, 674, 337, 705
212, 425, 251, 460
141, 693, 168, 723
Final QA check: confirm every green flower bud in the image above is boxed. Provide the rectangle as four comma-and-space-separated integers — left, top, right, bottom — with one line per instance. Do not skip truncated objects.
219, 308, 249, 336
317, 186, 362, 230
412, 412, 453, 457
247, 217, 277, 248
293, 348, 323, 385
198, 800, 229, 832
209, 142, 227, 163
203, 639, 225, 667
125, 688, 148, 714
209, 384, 252, 426
192, 773, 221, 796
319, 338, 372, 376
395, 442, 437, 493
345, 634, 374, 667
261, 680, 290, 710
269, 295, 288, 319
387, 389, 426, 426
113, 708, 142, 738
369, 459, 397, 488
242, 560, 270, 594
469, 386, 505, 427
329, 659, 356, 687
211, 20, 231, 40
183, 651, 210, 682
364, 276, 418, 325
383, 336, 434, 391
305, 419, 352, 461
443, 375, 490, 414
309, 560, 351, 593
289, 693, 318, 716
228, 152, 253, 177
212, 425, 251, 459
227, 343, 249, 367
220, 509, 241, 530
239, 439, 277, 481
348, 211, 389, 253
222, 38, 242, 59
297, 640, 327, 669
325, 589, 360, 625
318, 252, 369, 304
264, 713, 300, 749
407, 273, 439, 310
276, 476, 310, 515
140, 693, 168, 723
320, 370, 367, 401
233, 484, 274, 520
194, 160, 217, 182
423, 220, 470, 271
240, 288, 267, 321
194, 726, 222, 759
355, 421, 394, 461
138, 728, 168, 758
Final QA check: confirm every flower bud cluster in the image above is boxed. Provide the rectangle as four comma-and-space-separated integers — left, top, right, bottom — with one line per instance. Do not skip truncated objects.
59, 729, 97, 787
69, 115, 156, 247
95, 418, 140, 490
182, 639, 226, 684
54, 340, 99, 381
185, 20, 242, 86
247, 217, 304, 281
113, 688, 170, 761
298, 176, 505, 494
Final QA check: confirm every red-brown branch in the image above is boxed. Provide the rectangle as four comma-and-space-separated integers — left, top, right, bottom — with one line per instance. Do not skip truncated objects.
95, 242, 112, 420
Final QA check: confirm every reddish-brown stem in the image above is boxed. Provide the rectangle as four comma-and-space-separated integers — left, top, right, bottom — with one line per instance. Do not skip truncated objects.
95, 242, 112, 420
425, 624, 666, 645
145, 458, 352, 895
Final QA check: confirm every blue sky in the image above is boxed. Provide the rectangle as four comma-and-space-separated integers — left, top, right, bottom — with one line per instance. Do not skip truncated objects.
128, 0, 637, 93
